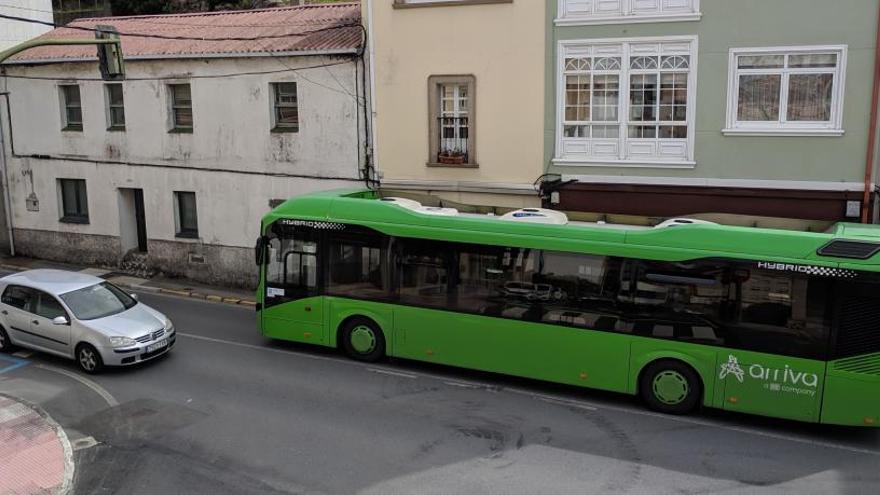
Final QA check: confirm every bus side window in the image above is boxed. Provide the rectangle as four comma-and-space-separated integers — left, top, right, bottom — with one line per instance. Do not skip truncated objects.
398, 239, 449, 307
733, 269, 831, 360
265, 225, 320, 300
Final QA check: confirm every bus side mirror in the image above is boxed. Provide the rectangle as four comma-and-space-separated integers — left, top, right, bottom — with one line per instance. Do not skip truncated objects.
255, 236, 267, 266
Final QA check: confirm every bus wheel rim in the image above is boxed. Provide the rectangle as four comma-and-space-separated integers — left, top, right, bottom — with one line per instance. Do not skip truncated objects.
652, 371, 689, 405
350, 325, 376, 354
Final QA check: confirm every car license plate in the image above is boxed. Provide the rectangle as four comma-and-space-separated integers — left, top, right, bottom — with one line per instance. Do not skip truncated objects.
146, 339, 167, 353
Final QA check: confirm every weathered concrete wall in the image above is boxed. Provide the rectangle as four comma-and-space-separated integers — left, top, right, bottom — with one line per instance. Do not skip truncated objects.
0, 1, 53, 51
147, 239, 255, 289
1, 55, 365, 286
13, 228, 120, 267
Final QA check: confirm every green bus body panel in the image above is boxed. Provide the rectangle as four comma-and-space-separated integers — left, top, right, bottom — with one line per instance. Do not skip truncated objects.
260, 296, 865, 424
821, 353, 880, 426
261, 296, 325, 345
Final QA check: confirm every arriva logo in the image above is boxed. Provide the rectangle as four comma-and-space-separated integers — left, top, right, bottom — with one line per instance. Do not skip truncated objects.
718, 354, 819, 389
719, 355, 745, 382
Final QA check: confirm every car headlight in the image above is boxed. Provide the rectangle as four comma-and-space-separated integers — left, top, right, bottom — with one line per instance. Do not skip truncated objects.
164, 320, 174, 334
109, 336, 137, 348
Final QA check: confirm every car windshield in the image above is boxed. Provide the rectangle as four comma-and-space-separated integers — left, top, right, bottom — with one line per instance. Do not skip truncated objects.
59, 282, 137, 321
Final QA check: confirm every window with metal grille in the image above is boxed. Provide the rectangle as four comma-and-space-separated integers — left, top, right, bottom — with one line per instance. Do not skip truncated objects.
271, 82, 299, 132
60, 85, 82, 131
58, 179, 88, 223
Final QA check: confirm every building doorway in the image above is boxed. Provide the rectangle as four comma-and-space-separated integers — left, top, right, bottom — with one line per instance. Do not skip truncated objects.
118, 188, 147, 253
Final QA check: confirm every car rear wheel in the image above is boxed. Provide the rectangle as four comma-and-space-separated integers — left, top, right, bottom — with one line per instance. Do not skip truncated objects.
0, 326, 12, 353
76, 344, 104, 374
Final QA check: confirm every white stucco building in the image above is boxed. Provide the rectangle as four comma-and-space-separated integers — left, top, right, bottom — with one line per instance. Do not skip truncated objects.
0, 1, 53, 52
0, 3, 367, 287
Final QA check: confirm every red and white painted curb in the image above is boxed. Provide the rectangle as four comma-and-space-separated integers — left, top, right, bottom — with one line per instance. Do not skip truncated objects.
0, 394, 74, 495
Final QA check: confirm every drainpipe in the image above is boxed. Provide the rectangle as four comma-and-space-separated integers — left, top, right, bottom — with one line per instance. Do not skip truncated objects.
365, 0, 380, 178
0, 92, 13, 256
861, 4, 880, 223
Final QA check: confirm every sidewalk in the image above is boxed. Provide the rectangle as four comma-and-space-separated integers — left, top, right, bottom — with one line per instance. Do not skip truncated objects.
0, 256, 257, 307
0, 394, 73, 495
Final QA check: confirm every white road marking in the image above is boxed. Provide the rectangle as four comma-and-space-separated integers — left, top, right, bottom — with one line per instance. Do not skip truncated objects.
443, 381, 481, 389
35, 365, 119, 408
70, 436, 99, 451
177, 332, 880, 456
11, 351, 32, 358
367, 368, 417, 379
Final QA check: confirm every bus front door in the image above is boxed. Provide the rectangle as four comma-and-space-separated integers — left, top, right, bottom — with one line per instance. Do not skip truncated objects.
261, 231, 325, 345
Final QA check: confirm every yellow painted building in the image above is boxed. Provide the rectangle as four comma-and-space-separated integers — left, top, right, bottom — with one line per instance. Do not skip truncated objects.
363, 0, 545, 208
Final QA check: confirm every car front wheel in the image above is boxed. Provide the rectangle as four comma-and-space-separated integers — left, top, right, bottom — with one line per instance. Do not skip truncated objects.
76, 344, 104, 374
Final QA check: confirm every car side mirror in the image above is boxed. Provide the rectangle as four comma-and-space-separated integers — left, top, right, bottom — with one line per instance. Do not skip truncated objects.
52, 316, 69, 326
130, 293, 138, 301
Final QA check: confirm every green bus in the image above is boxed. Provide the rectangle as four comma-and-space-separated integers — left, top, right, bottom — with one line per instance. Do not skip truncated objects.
255, 189, 880, 427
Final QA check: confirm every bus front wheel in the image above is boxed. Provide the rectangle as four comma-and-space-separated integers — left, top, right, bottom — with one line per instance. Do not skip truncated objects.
639, 360, 701, 415
340, 318, 386, 363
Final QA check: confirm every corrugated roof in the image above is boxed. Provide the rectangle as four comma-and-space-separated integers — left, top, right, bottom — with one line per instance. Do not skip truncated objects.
5, 3, 362, 63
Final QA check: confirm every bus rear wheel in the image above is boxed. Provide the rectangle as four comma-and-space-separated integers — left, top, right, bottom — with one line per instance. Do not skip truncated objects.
639, 360, 701, 415
340, 318, 386, 363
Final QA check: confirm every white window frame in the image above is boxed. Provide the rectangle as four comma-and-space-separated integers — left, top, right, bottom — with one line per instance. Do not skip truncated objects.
556, 0, 701, 26
554, 35, 698, 168
724, 45, 847, 137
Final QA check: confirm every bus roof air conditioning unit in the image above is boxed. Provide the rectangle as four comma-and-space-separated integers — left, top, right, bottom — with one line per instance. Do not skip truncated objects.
500, 208, 569, 225
654, 218, 718, 229
381, 197, 459, 216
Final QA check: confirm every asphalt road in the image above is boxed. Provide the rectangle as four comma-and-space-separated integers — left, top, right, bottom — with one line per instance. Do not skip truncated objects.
1, 287, 879, 494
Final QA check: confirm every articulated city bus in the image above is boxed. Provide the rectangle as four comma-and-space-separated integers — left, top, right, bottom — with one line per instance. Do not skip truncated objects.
255, 189, 880, 426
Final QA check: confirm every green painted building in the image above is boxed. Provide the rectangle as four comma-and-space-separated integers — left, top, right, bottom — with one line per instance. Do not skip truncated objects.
543, 0, 880, 222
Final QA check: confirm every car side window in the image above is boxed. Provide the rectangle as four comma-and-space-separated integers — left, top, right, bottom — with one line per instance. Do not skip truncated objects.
34, 292, 67, 320
1, 285, 35, 311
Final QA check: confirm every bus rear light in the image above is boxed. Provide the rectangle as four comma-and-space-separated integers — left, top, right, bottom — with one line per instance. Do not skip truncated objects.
865, 417, 876, 425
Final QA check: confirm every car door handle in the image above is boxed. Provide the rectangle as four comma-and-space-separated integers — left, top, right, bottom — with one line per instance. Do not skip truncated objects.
32, 320, 39, 325
1, 310, 6, 315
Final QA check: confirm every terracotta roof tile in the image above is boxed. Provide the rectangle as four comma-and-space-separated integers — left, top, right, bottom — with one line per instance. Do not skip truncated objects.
7, 3, 362, 63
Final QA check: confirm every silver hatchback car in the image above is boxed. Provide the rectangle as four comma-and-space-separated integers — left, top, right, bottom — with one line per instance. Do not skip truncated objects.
0, 269, 175, 373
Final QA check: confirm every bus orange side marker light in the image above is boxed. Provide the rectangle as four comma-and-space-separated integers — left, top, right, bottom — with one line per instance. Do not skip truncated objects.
865, 417, 876, 425
426, 349, 434, 356
727, 397, 739, 404
579, 372, 588, 380
304, 332, 313, 339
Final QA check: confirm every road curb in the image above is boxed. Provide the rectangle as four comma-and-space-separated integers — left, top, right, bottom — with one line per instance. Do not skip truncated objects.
156, 287, 256, 308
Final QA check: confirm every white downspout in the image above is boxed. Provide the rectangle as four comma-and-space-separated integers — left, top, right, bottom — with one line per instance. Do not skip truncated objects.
365, 0, 380, 176
0, 92, 15, 256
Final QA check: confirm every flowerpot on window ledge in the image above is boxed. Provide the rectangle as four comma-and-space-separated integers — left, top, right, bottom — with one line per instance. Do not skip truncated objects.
437, 152, 467, 165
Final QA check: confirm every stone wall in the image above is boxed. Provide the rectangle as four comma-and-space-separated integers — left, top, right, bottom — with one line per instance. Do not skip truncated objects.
13, 228, 120, 267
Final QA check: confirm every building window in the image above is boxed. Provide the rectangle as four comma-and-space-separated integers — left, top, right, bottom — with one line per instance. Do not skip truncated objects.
724, 46, 847, 136
168, 83, 193, 132
58, 179, 88, 223
556, 37, 697, 165
173, 191, 199, 238
428, 75, 476, 167
59, 85, 82, 131
105, 83, 125, 130
556, 0, 701, 26
271, 82, 299, 132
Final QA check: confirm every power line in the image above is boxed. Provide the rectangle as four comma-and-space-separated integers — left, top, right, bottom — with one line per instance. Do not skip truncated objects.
0, 11, 362, 43
0, 58, 355, 82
